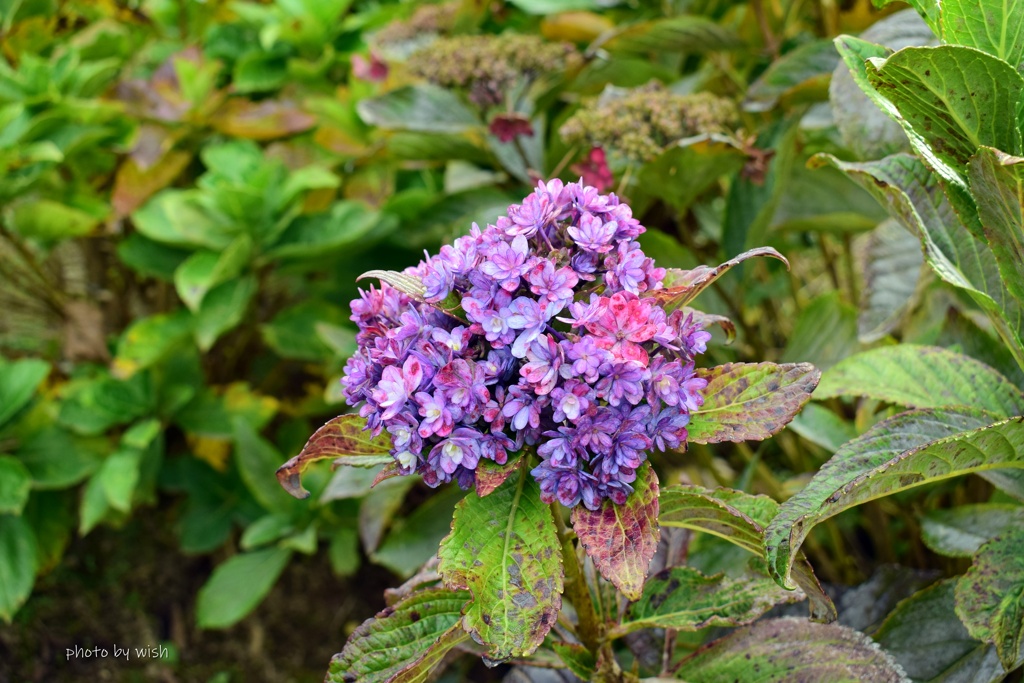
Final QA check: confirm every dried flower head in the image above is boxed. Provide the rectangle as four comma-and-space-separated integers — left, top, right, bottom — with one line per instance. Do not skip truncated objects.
372, 2, 459, 58
560, 82, 739, 162
342, 180, 711, 510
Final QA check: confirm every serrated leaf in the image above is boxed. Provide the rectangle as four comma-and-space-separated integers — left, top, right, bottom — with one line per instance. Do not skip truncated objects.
766, 410, 1024, 590
653, 247, 789, 313
475, 454, 522, 497
659, 485, 836, 622
276, 414, 394, 500
955, 529, 1024, 670
196, 546, 292, 629
438, 466, 562, 662
604, 16, 742, 55
610, 566, 801, 639
0, 515, 37, 623
357, 85, 480, 134
858, 219, 923, 343
875, 579, 1006, 683
327, 588, 471, 683
816, 345, 1024, 416
940, 0, 1024, 70
687, 362, 820, 444
571, 463, 659, 601
921, 504, 1024, 558
675, 617, 909, 682
968, 147, 1024, 308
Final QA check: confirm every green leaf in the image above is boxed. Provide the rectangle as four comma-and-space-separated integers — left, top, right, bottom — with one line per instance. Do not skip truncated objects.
858, 219, 923, 343
196, 546, 292, 629
746, 40, 840, 112
604, 16, 742, 55
232, 49, 288, 93
551, 642, 596, 681
636, 134, 747, 213
687, 362, 820, 444
173, 237, 252, 312
9, 199, 102, 240
0, 357, 47, 427
816, 345, 1024, 416
357, 85, 480, 133
813, 153, 1024, 366
610, 566, 801, 639
234, 417, 298, 511
260, 300, 349, 362
112, 310, 193, 379
276, 414, 393, 500
240, 513, 294, 550
968, 147, 1024, 308
99, 447, 142, 513
788, 403, 858, 453
132, 190, 234, 250
677, 617, 908, 681
359, 477, 417, 553
0, 457, 31, 515
921, 504, 1024, 557
327, 588, 471, 683
875, 579, 1006, 683
571, 463, 659, 601
116, 233, 191, 282
507, 0, 604, 12
438, 465, 562, 662
192, 275, 257, 351
0, 515, 38, 623
781, 292, 860, 372
373, 484, 464, 578
329, 527, 359, 577
765, 409, 1024, 590
655, 247, 789, 313
866, 46, 1024, 172
940, 0, 1024, 69
659, 485, 836, 622
474, 454, 522, 497
267, 201, 381, 260
955, 529, 1024, 670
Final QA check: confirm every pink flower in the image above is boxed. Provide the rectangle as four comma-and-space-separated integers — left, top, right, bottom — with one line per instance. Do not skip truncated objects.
370, 356, 424, 419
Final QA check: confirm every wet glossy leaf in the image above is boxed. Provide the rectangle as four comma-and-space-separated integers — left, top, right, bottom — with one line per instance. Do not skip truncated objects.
875, 579, 1005, 683
610, 566, 801, 638
571, 463, 659, 600
196, 546, 292, 629
858, 219, 923, 343
687, 362, 820, 444
277, 414, 393, 500
438, 466, 562, 662
921, 504, 1024, 558
0, 515, 37, 623
327, 588, 471, 683
816, 345, 1024, 416
955, 529, 1024, 670
766, 410, 1024, 590
675, 617, 909, 682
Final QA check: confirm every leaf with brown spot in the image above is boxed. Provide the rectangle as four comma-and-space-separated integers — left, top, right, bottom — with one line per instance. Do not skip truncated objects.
209, 98, 316, 141
688, 362, 820, 444
571, 463, 659, 601
652, 247, 789, 312
475, 454, 522, 497
276, 414, 393, 499
438, 466, 562, 662
112, 149, 192, 219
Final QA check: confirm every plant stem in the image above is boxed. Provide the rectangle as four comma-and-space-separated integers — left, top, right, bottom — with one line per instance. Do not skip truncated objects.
551, 503, 602, 652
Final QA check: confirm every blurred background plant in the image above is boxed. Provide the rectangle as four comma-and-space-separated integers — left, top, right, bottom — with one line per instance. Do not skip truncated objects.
0, 0, 1020, 681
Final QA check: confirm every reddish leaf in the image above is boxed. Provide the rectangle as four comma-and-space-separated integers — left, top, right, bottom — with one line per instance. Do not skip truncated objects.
210, 99, 316, 141
371, 461, 402, 487
475, 455, 522, 496
112, 148, 192, 218
571, 463, 660, 601
688, 362, 820, 444
276, 414, 393, 499
651, 247, 789, 311
685, 308, 736, 344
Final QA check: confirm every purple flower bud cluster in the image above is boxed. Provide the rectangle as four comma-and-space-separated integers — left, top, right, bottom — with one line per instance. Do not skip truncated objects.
341, 180, 711, 509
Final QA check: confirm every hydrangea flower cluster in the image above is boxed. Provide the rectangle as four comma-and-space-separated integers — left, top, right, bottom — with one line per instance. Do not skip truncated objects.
341, 180, 711, 510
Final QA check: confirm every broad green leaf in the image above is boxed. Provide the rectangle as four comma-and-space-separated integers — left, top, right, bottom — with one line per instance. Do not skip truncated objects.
788, 403, 858, 453
551, 642, 596, 680
940, 0, 1024, 69
327, 588, 471, 683
276, 414, 393, 500
659, 485, 836, 622
266, 202, 381, 260
766, 410, 1024, 590
192, 275, 257, 351
98, 447, 142, 513
955, 529, 1024, 670
358, 476, 417, 553
78, 473, 111, 536
0, 515, 37, 623
475, 454, 522, 497
746, 40, 839, 112
173, 237, 251, 311
604, 16, 742, 54
0, 357, 48, 427
571, 463, 659, 600
508, 0, 604, 12
687, 362, 820, 444
234, 417, 298, 511
22, 491, 73, 574
116, 233, 191, 282
866, 46, 1024, 172
373, 484, 464, 578
921, 504, 1024, 557
112, 310, 193, 379
132, 190, 235, 250
816, 345, 1024, 416
813, 153, 1024, 366
329, 527, 359, 577
438, 465, 562, 662
781, 292, 859, 372
240, 513, 294, 550
675, 617, 909, 682
609, 566, 801, 639
968, 147, 1024, 307
357, 85, 480, 133
260, 300, 349, 362
654, 247, 789, 313
196, 546, 292, 629
636, 134, 747, 213
875, 579, 1005, 683
9, 198, 101, 240
0, 457, 31, 515
858, 219, 923, 343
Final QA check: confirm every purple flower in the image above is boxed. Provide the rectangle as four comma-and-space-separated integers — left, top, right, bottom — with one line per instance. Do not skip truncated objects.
370, 356, 424, 419
502, 382, 547, 431
550, 379, 592, 422
527, 260, 578, 307
506, 296, 556, 358
423, 258, 455, 302
429, 428, 483, 474
416, 389, 455, 438
595, 360, 648, 406
520, 334, 563, 395
479, 234, 531, 290
434, 359, 489, 419
568, 212, 617, 252
563, 336, 612, 384
648, 407, 689, 452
